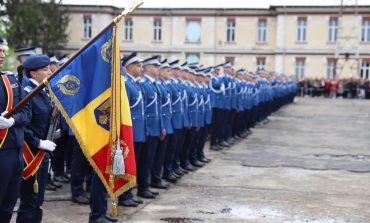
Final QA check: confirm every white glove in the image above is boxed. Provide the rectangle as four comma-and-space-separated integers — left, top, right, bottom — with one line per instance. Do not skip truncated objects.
0, 111, 15, 129
221, 83, 225, 92
39, 140, 56, 152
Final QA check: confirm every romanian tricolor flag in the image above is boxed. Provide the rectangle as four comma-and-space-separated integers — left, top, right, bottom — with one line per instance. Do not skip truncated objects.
47, 24, 136, 199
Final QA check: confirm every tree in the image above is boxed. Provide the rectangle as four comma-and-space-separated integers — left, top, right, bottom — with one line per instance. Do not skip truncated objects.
2, 0, 70, 54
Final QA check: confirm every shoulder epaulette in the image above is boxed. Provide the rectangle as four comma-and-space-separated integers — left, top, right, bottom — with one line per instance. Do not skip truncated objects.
24, 86, 33, 93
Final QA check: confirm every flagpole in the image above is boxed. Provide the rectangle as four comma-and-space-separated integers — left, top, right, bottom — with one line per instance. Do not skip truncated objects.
4, 0, 144, 119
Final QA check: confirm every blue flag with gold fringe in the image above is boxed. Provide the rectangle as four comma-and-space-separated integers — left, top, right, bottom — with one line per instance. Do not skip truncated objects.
47, 25, 136, 199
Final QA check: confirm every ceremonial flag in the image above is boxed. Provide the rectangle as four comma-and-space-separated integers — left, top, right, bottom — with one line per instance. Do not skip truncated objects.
47, 24, 136, 199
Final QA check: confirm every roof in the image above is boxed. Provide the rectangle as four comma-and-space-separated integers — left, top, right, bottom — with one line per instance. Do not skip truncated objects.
63, 4, 370, 16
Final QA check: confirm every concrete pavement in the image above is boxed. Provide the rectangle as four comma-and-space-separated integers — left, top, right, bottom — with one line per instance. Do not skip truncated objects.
11, 98, 370, 222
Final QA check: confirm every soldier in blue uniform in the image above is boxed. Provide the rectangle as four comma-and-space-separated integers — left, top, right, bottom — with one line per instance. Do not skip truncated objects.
88, 54, 153, 223
137, 55, 164, 199
117, 52, 145, 207
237, 70, 247, 136
15, 47, 44, 86
172, 62, 192, 175
16, 54, 57, 223
209, 64, 226, 150
163, 60, 186, 182
197, 69, 212, 162
151, 59, 173, 189
179, 65, 198, 171
0, 37, 32, 223
189, 69, 209, 166
70, 128, 91, 204
222, 61, 236, 146
57, 54, 68, 66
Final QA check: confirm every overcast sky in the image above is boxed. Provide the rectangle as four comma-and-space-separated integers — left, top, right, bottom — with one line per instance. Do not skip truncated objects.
62, 0, 370, 8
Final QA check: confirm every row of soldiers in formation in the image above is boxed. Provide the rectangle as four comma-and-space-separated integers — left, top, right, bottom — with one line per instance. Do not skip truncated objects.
114, 52, 297, 219
0, 36, 296, 223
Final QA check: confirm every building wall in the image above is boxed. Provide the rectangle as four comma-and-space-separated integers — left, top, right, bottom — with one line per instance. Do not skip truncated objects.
63, 5, 370, 79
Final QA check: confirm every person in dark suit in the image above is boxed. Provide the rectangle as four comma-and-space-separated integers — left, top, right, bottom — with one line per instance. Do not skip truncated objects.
0, 37, 32, 223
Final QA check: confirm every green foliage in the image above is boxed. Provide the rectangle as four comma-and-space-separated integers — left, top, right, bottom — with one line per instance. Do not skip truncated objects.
2, 0, 70, 54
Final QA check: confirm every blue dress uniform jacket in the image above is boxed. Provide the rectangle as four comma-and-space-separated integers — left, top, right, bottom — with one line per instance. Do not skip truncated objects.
230, 78, 238, 110
236, 80, 245, 111
203, 83, 212, 125
158, 79, 173, 134
0, 73, 32, 149
0, 72, 31, 223
125, 74, 146, 142
209, 74, 224, 109
168, 79, 183, 130
23, 81, 52, 147
141, 75, 163, 137
196, 83, 205, 128
179, 80, 190, 128
186, 81, 199, 128
253, 82, 260, 107
17, 80, 52, 223
223, 74, 232, 110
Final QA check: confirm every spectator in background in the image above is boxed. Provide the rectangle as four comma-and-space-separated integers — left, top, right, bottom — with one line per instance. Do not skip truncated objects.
308, 78, 314, 97
313, 78, 320, 97
330, 79, 338, 98
325, 79, 331, 98
365, 78, 370, 99
359, 78, 366, 99
346, 78, 354, 99
337, 80, 344, 98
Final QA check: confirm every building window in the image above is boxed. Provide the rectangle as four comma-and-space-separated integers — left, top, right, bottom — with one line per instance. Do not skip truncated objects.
361, 18, 370, 42
226, 19, 235, 42
360, 60, 370, 79
125, 18, 133, 41
186, 18, 201, 43
297, 17, 307, 43
83, 15, 92, 39
256, 57, 266, 71
225, 56, 235, 65
257, 18, 267, 43
154, 18, 162, 41
328, 17, 338, 43
186, 53, 200, 64
327, 58, 336, 79
295, 57, 305, 78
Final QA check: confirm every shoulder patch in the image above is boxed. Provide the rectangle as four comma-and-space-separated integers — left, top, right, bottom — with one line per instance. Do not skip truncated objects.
4, 71, 15, 76
24, 86, 33, 93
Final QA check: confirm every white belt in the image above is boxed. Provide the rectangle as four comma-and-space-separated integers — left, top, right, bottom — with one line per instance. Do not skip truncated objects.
189, 97, 198, 106
146, 92, 157, 108
130, 91, 142, 108
172, 95, 181, 105
161, 96, 171, 108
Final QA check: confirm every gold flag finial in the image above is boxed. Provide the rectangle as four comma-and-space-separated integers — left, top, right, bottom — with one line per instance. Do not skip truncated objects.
114, 0, 144, 23
122, 0, 144, 16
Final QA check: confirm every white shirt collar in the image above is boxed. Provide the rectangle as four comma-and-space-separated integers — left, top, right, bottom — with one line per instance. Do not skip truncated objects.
126, 73, 137, 81
29, 78, 40, 86
170, 78, 179, 83
145, 74, 156, 83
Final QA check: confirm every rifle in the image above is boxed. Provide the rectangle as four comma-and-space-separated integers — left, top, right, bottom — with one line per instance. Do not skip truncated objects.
47, 105, 61, 142
46, 105, 61, 188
